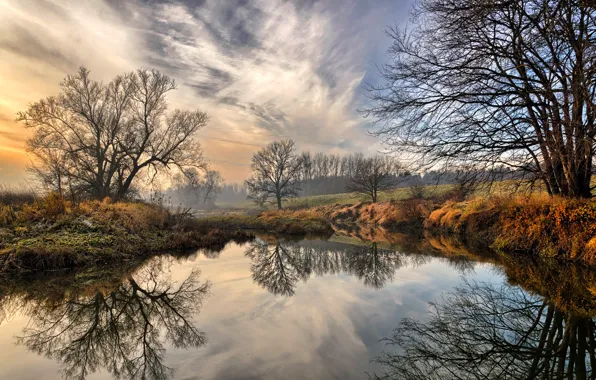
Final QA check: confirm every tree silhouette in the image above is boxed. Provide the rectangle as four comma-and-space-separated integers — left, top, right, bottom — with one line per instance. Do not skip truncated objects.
17, 67, 208, 200
245, 140, 303, 209
347, 156, 401, 203
367, 0, 596, 198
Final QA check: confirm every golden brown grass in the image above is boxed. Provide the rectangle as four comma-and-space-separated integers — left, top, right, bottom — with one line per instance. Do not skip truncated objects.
0, 194, 254, 274
320, 199, 435, 229
193, 208, 333, 235
423, 194, 596, 263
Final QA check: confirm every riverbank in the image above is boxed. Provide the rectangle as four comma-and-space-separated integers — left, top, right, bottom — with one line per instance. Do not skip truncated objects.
3, 191, 596, 274
193, 208, 334, 235
0, 196, 252, 273
316, 195, 596, 264
0, 195, 337, 274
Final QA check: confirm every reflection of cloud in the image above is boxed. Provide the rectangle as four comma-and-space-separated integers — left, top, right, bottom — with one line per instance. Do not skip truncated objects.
0, 0, 414, 183
165, 242, 498, 379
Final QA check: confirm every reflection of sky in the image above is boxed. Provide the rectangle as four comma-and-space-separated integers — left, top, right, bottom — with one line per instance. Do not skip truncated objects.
168, 243, 502, 379
0, 242, 503, 380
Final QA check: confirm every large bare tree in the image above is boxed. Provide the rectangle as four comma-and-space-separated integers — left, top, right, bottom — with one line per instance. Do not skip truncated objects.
366, 0, 596, 198
245, 139, 303, 209
18, 67, 208, 200
347, 155, 401, 202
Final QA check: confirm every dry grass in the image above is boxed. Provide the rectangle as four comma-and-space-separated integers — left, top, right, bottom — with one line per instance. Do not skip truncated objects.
424, 197, 503, 235
321, 198, 435, 230
193, 208, 333, 235
495, 195, 596, 261
0, 193, 254, 274
424, 194, 596, 263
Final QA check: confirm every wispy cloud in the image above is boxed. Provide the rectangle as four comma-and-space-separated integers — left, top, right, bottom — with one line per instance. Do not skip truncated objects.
0, 0, 413, 183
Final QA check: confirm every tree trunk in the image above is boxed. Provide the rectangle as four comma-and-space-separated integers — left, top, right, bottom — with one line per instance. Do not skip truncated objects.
276, 194, 283, 209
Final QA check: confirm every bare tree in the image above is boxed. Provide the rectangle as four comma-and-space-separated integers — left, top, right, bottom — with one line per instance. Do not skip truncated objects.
366, 0, 596, 198
347, 155, 401, 202
245, 140, 303, 209
200, 170, 223, 204
18, 67, 208, 200
170, 168, 223, 210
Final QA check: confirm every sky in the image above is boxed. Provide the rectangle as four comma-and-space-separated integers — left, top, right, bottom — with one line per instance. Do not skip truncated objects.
0, 0, 414, 186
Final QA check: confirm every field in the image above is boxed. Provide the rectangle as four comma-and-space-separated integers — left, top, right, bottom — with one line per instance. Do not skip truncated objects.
217, 184, 455, 210
216, 180, 535, 210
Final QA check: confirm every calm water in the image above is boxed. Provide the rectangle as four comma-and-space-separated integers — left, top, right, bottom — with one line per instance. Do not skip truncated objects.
0, 234, 592, 379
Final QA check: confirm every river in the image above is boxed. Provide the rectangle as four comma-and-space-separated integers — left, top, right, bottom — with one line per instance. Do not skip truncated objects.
0, 231, 592, 379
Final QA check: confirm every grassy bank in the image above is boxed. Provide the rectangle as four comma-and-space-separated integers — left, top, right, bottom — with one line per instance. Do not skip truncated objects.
0, 195, 254, 273
193, 209, 333, 235
304, 192, 596, 264
4, 187, 595, 272
424, 195, 596, 263
318, 199, 435, 230
0, 193, 335, 274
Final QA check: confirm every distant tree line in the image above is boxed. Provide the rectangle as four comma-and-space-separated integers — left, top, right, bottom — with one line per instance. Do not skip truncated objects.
164, 169, 223, 210
243, 139, 517, 208
218, 183, 250, 204
244, 139, 407, 208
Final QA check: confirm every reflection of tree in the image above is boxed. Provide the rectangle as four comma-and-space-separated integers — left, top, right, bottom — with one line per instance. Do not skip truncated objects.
348, 243, 402, 289
373, 280, 596, 380
14, 262, 210, 380
245, 240, 310, 296
245, 240, 408, 295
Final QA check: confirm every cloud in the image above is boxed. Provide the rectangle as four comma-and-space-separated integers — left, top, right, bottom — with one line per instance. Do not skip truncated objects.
0, 0, 414, 183
137, 0, 395, 152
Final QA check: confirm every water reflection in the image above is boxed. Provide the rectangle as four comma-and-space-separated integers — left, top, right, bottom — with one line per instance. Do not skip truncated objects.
245, 239, 424, 295
4, 231, 596, 380
373, 280, 596, 380
2, 260, 210, 380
